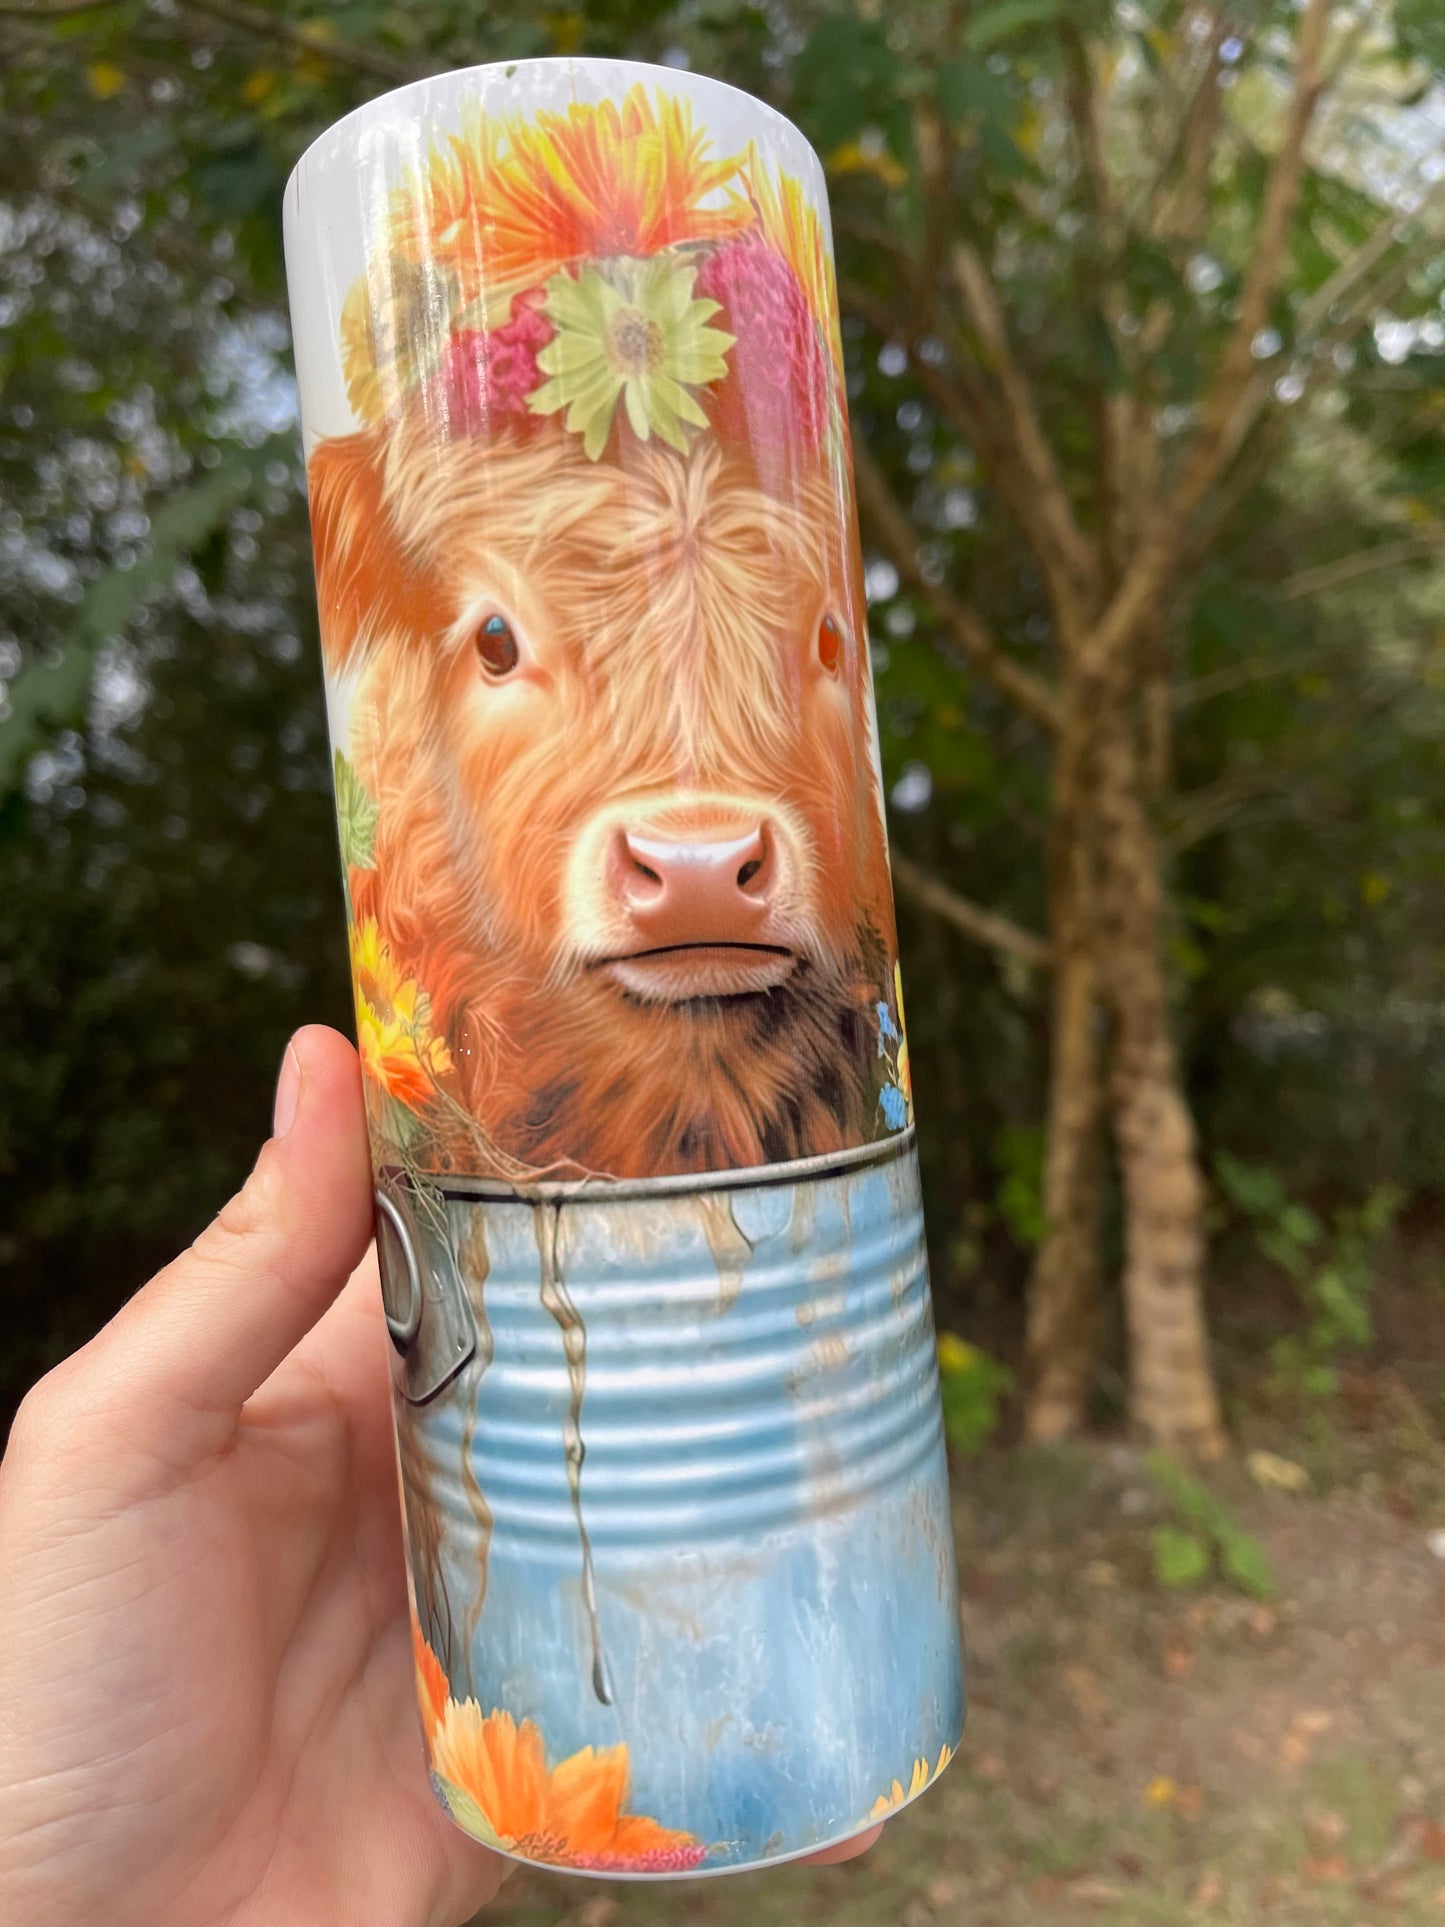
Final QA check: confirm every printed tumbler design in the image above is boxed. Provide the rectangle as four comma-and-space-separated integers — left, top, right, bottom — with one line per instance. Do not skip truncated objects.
284, 58, 964, 1875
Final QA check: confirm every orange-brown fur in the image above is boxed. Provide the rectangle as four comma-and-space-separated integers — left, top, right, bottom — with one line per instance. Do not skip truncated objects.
309, 417, 898, 1178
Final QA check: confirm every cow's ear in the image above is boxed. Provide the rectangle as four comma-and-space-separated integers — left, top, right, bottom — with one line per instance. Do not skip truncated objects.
306, 426, 439, 669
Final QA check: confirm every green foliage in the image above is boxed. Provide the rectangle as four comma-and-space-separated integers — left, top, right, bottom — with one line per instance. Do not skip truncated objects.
1214, 1155, 1402, 1398
0, 0, 1441, 1426
1146, 1453, 1276, 1601
0, 451, 286, 790
1396, 0, 1445, 68
962, 1, 1065, 53
790, 14, 917, 160
333, 751, 378, 873
993, 1124, 1046, 1251
937, 1334, 1014, 1457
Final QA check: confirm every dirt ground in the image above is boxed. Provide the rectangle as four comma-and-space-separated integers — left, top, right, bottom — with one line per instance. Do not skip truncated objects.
476, 1271, 1445, 1927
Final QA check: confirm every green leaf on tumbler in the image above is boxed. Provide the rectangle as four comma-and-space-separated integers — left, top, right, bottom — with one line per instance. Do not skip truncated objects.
334, 748, 379, 870
434, 1775, 507, 1849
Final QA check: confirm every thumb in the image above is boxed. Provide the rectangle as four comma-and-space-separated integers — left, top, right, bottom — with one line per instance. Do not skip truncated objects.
83, 1024, 374, 1453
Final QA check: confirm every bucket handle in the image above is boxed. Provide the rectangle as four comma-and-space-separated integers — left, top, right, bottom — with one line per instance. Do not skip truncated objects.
375, 1186, 423, 1346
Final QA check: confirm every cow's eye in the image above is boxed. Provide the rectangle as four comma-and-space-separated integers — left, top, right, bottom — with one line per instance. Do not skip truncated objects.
818, 612, 843, 673
475, 612, 520, 678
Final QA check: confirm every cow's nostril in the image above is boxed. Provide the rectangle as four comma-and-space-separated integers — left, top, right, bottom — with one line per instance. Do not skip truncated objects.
737, 821, 774, 896
614, 821, 775, 938
616, 831, 666, 897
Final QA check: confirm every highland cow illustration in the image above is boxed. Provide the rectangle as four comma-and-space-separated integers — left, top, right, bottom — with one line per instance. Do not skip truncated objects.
313, 85, 913, 1182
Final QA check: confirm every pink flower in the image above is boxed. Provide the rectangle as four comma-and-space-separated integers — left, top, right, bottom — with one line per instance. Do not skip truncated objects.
694, 238, 833, 463
435, 286, 553, 436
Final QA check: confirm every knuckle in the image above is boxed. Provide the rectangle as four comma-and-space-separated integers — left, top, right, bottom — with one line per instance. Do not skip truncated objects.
7, 1362, 78, 1461
195, 1148, 282, 1257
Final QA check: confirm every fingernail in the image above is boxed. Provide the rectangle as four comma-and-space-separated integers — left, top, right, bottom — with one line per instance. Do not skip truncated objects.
273, 1040, 302, 1138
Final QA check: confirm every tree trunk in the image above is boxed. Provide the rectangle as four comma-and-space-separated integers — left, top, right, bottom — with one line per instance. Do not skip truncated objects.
1093, 704, 1226, 1457
1024, 710, 1105, 1440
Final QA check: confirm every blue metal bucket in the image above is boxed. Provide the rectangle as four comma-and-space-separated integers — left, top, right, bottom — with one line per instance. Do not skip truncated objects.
384, 1133, 964, 1875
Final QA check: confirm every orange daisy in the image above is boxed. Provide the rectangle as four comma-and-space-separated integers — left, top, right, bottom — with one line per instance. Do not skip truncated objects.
412, 1614, 449, 1742
430, 1700, 707, 1871
391, 84, 752, 316
869, 1741, 954, 1820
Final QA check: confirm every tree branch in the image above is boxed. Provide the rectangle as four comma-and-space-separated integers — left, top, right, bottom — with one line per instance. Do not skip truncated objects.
910, 98, 952, 340
1141, 9, 1228, 241
1082, 0, 1333, 678
1176, 0, 1332, 510
1060, 18, 1136, 589
1282, 535, 1444, 601
891, 851, 1051, 969
851, 438, 1064, 734
840, 269, 1052, 552
1172, 648, 1331, 711
1061, 19, 1115, 249
949, 241, 1101, 615
180, 0, 424, 83
842, 267, 1060, 540
1162, 782, 1299, 856
1139, 19, 1227, 343
1296, 192, 1444, 344
1110, 18, 1230, 596
1158, 217, 1437, 614
1181, 208, 1444, 567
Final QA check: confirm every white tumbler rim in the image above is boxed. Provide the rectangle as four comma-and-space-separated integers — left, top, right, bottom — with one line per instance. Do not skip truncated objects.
284, 54, 826, 210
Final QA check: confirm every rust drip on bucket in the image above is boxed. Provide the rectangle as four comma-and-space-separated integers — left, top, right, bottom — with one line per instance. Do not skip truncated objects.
456, 1208, 496, 1654
789, 1183, 817, 1254
696, 1192, 753, 1315
533, 1200, 612, 1706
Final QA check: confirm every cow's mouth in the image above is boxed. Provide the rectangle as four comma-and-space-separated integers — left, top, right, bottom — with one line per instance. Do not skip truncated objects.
595, 942, 797, 1003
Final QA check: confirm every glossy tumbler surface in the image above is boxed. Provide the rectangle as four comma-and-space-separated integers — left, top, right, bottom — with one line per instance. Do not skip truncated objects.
284, 57, 963, 1875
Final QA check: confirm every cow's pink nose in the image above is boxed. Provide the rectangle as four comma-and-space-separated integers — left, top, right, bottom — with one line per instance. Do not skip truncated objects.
615, 824, 774, 946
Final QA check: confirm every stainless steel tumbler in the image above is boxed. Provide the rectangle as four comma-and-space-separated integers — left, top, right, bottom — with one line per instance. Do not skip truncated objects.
284, 56, 963, 1875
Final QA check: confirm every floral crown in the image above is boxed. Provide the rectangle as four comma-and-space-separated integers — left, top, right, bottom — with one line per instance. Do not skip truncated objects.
340, 85, 846, 472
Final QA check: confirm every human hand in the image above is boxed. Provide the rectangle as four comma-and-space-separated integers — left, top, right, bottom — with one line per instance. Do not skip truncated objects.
0, 1025, 880, 1927
0, 1026, 507, 1927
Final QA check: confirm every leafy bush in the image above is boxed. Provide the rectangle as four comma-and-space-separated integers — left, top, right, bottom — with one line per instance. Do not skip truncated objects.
1214, 1154, 1401, 1397
1147, 1451, 1275, 1599
936, 1332, 1014, 1456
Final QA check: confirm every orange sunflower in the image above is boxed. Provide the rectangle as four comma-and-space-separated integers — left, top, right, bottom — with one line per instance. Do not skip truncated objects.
349, 918, 453, 1109
429, 1700, 707, 1872
391, 84, 752, 316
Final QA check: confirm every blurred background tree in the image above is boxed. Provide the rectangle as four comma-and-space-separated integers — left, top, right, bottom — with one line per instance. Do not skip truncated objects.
1, 0, 1442, 1450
